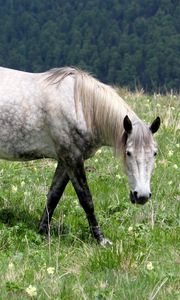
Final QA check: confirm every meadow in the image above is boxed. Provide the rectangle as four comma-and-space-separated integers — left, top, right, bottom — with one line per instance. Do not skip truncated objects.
0, 90, 179, 299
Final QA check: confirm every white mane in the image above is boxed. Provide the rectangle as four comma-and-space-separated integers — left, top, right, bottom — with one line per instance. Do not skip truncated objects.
46, 67, 138, 149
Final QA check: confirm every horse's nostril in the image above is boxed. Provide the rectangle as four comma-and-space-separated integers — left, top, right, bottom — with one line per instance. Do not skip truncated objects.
149, 192, 152, 198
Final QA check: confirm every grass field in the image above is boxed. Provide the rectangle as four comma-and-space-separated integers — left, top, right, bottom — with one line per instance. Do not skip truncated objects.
0, 91, 179, 299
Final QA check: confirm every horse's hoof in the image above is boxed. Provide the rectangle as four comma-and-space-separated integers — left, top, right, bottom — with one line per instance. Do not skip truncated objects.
99, 238, 113, 247
38, 224, 48, 236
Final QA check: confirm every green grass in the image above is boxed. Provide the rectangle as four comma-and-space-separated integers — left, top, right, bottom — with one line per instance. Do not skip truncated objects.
0, 91, 179, 299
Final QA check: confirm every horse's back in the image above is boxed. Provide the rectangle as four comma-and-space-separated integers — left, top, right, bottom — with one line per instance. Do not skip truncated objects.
0, 67, 58, 161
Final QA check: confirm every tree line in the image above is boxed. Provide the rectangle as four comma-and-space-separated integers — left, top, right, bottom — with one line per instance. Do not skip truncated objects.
0, 0, 179, 92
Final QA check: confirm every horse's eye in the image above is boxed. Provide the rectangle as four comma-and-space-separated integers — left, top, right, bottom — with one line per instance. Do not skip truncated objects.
154, 152, 157, 157
126, 151, 131, 157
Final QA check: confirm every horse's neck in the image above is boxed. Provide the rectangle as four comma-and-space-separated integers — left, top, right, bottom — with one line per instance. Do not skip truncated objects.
74, 73, 139, 148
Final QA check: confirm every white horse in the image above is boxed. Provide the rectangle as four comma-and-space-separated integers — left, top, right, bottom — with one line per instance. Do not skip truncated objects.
0, 67, 160, 245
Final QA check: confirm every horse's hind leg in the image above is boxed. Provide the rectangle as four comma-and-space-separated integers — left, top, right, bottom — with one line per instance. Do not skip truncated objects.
39, 162, 69, 235
66, 158, 110, 245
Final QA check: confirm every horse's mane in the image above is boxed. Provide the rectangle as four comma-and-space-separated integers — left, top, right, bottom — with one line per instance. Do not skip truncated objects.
45, 67, 150, 153
45, 67, 77, 85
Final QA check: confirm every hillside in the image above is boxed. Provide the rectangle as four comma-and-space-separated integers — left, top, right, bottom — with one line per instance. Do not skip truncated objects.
0, 0, 179, 91
0, 90, 179, 298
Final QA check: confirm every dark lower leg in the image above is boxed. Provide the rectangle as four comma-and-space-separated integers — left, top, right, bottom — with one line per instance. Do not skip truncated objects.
39, 163, 69, 234
77, 193, 104, 242
68, 159, 104, 243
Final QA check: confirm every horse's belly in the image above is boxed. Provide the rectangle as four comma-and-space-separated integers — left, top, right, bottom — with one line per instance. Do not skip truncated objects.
0, 144, 57, 161
0, 129, 57, 161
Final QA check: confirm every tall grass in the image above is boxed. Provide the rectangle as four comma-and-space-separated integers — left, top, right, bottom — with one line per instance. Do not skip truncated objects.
0, 91, 179, 299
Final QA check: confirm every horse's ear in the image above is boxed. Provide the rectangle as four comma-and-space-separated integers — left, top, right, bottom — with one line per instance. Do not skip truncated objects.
150, 116, 161, 134
123, 115, 132, 134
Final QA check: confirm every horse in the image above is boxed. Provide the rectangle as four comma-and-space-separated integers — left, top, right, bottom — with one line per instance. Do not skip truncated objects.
0, 66, 160, 245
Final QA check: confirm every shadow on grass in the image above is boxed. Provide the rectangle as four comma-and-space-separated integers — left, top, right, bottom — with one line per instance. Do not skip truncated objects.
0, 207, 39, 231
0, 208, 88, 242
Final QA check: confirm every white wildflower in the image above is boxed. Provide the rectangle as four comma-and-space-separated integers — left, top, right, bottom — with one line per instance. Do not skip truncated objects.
25, 285, 37, 297
168, 150, 173, 157
173, 164, 178, 169
24, 191, 30, 197
21, 181, 25, 187
47, 267, 55, 275
8, 262, 14, 269
146, 262, 154, 271
128, 226, 133, 233
11, 185, 17, 193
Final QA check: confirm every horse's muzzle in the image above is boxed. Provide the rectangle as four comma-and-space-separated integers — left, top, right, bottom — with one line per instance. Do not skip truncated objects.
130, 191, 150, 205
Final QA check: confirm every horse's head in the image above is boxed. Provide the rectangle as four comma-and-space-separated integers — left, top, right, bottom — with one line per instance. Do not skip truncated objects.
123, 115, 160, 205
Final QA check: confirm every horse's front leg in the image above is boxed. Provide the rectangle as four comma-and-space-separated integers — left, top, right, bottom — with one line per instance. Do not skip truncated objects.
39, 162, 69, 235
66, 158, 111, 245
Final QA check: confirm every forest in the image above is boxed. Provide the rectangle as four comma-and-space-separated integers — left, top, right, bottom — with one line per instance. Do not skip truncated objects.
0, 0, 179, 92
